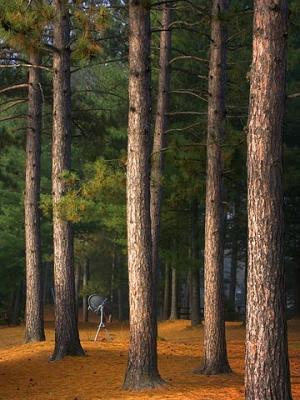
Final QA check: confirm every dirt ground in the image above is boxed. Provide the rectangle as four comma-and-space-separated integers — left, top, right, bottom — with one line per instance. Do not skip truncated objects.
0, 310, 299, 400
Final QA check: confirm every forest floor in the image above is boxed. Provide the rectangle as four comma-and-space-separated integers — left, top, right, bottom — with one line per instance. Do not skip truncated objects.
0, 309, 299, 400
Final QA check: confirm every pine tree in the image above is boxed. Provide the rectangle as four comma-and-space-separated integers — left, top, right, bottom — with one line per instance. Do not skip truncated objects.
245, 0, 292, 397
50, 0, 84, 361
195, 0, 231, 375
123, 0, 164, 390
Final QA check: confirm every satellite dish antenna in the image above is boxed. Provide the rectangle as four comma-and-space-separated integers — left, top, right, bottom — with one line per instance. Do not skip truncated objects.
88, 294, 112, 341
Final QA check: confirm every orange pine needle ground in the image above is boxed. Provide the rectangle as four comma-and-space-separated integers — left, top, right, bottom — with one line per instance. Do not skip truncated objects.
0, 309, 299, 400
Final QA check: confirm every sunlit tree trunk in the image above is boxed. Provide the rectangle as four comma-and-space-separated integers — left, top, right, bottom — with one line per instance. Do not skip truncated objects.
123, 0, 164, 390
196, 0, 231, 375
245, 1, 291, 398
24, 51, 45, 343
51, 0, 84, 361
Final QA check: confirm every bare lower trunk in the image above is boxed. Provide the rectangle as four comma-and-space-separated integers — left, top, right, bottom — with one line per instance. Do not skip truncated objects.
190, 201, 201, 326
163, 263, 170, 320
229, 194, 241, 309
169, 268, 178, 320
10, 282, 22, 326
110, 248, 116, 304
51, 0, 84, 361
123, 0, 164, 390
43, 263, 49, 305
245, 1, 291, 398
118, 287, 123, 321
75, 264, 81, 316
197, 0, 231, 375
82, 259, 89, 323
24, 51, 45, 343
190, 269, 201, 326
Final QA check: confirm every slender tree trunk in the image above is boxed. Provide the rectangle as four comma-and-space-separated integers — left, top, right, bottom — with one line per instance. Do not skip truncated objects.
229, 193, 241, 309
190, 269, 201, 326
118, 287, 123, 321
245, 1, 291, 398
82, 259, 89, 323
169, 268, 178, 320
123, 0, 164, 390
24, 51, 45, 343
43, 263, 48, 305
196, 0, 231, 375
75, 264, 81, 316
163, 263, 170, 320
190, 201, 201, 326
110, 247, 116, 304
11, 282, 22, 325
50, 0, 84, 361
150, 1, 171, 283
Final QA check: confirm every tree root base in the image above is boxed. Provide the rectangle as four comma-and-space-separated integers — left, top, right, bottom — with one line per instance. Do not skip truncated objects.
50, 343, 85, 361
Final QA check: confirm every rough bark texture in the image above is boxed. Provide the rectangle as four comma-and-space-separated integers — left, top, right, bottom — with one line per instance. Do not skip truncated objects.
197, 0, 231, 375
51, 0, 84, 361
150, 1, 171, 282
24, 51, 45, 343
169, 268, 178, 320
163, 263, 170, 320
245, 1, 292, 398
123, 0, 164, 390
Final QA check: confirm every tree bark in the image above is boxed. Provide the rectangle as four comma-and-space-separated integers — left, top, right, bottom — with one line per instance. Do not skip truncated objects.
123, 0, 164, 390
245, 1, 291, 398
82, 258, 89, 323
163, 263, 170, 320
150, 1, 171, 285
169, 267, 178, 320
24, 51, 45, 343
50, 0, 84, 361
196, 0, 231, 375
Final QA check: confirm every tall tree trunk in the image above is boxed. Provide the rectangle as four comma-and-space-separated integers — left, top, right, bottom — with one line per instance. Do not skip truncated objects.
190, 269, 201, 326
196, 0, 231, 375
123, 0, 164, 390
163, 263, 170, 320
190, 201, 201, 326
75, 263, 81, 316
110, 247, 116, 304
43, 263, 49, 305
118, 287, 123, 321
24, 51, 45, 343
11, 282, 22, 325
50, 0, 84, 361
150, 1, 171, 285
245, 1, 291, 398
82, 258, 89, 323
169, 267, 178, 320
229, 193, 241, 309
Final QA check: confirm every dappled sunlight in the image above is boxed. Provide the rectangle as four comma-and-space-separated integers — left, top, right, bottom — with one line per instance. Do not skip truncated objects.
0, 317, 299, 399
